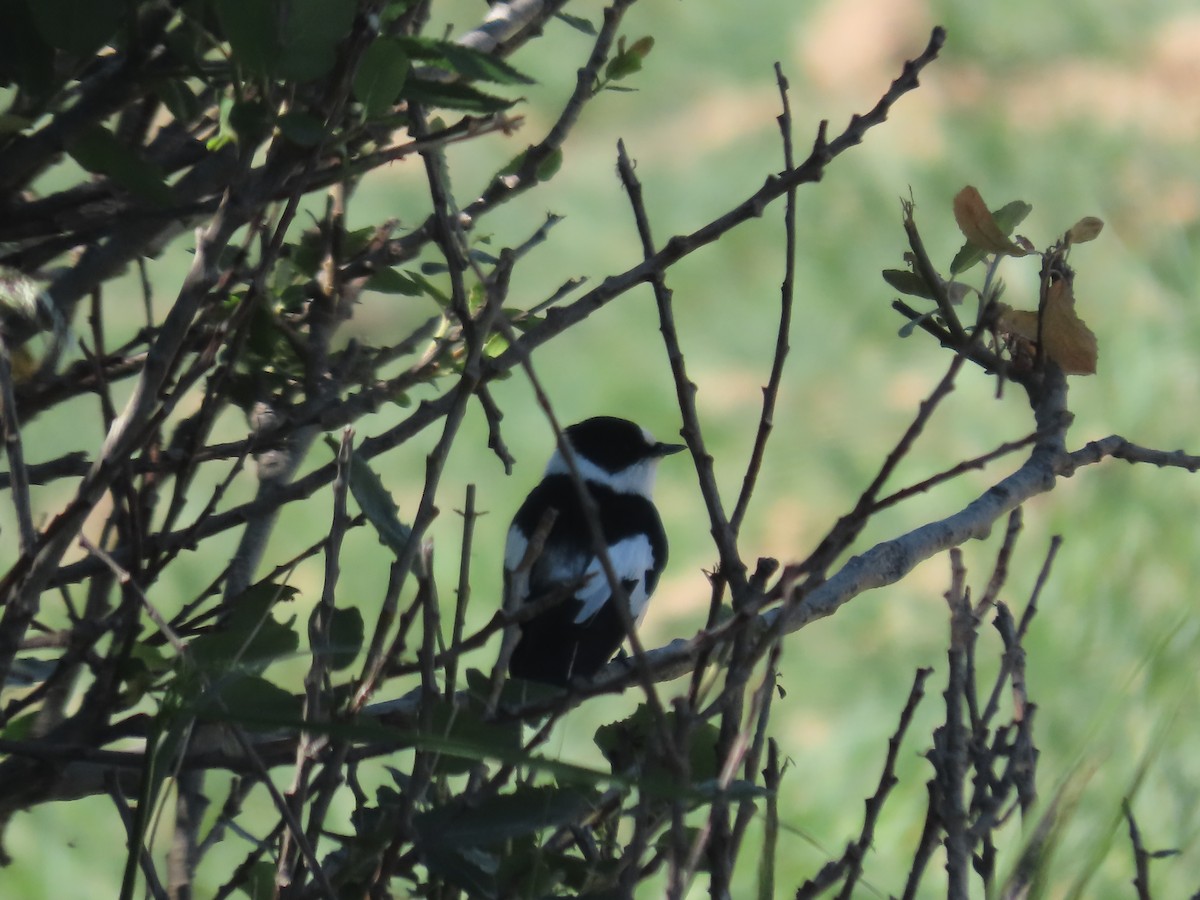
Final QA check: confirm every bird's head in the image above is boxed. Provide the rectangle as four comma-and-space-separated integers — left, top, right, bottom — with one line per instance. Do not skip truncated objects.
544, 416, 685, 497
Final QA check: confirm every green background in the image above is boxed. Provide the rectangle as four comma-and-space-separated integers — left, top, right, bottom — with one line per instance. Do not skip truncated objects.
5, 0, 1200, 896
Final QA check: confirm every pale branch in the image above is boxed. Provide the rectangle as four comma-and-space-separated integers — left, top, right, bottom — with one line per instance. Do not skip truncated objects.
1064, 435, 1200, 473
453, 0, 570, 54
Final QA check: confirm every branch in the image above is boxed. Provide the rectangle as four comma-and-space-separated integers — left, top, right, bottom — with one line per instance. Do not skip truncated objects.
731, 61, 798, 536
44, 28, 951, 594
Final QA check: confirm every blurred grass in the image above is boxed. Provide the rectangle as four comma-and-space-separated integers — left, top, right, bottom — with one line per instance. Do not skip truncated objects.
6, 0, 1200, 896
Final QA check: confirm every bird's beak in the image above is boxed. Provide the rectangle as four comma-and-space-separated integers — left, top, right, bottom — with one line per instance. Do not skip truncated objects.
654, 441, 686, 457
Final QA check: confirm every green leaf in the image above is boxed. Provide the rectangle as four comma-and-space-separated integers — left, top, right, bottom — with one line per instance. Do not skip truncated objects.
949, 199, 1033, 275
605, 36, 654, 83
235, 862, 277, 900
228, 99, 273, 147
0, 2, 54, 95
276, 111, 327, 147
535, 147, 563, 182
191, 673, 303, 727
427, 700, 522, 777
342, 226, 377, 259
212, 0, 280, 77
898, 309, 935, 338
206, 95, 237, 152
26, 0, 122, 55
418, 843, 499, 898
403, 270, 451, 307
596, 703, 719, 791
496, 147, 530, 178
402, 77, 518, 114
324, 606, 364, 671
353, 37, 411, 118
0, 711, 37, 740
278, 0, 356, 82
364, 267, 423, 295
187, 583, 300, 673
397, 36, 534, 85
66, 125, 173, 207
341, 445, 412, 556
882, 268, 935, 300
605, 53, 643, 81
414, 786, 598, 848
483, 331, 508, 358
555, 11, 597, 35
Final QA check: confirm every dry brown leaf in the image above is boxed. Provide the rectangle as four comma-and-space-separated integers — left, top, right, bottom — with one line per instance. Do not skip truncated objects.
952, 186, 1029, 257
996, 278, 1098, 375
1067, 216, 1104, 244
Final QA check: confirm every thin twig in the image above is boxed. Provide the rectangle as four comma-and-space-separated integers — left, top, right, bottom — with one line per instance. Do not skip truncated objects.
731, 61, 798, 536
444, 483, 478, 700
796, 667, 933, 899
614, 138, 745, 598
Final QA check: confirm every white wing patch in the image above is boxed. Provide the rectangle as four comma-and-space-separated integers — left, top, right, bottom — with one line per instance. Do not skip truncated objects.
572, 535, 655, 625
503, 526, 529, 574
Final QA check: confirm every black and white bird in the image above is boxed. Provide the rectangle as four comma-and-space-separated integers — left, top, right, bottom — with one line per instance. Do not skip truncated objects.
504, 417, 684, 685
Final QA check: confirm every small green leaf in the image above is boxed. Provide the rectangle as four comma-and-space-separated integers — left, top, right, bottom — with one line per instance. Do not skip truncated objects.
427, 700, 522, 776
67, 125, 173, 207
228, 99, 273, 147
397, 36, 534, 85
605, 53, 643, 81
213, 0, 280, 77
325, 606, 364, 671
403, 270, 451, 307
417, 843, 498, 898
0, 712, 38, 740
950, 198, 1033, 274
341, 446, 412, 556
236, 861, 277, 900
555, 12, 596, 35
605, 36, 654, 83
882, 268, 935, 300
354, 38, 411, 118
187, 583, 300, 673
497, 148, 531, 178
278, 0, 356, 82
276, 111, 327, 147
342, 226, 378, 258
596, 703, 719, 791
483, 331, 508, 358
206, 95, 236, 152
191, 673, 303, 727
414, 786, 598, 848
402, 77, 518, 114
0, 3, 54, 96
365, 267, 423, 295
27, 0, 122, 55
898, 309, 935, 338
535, 147, 563, 182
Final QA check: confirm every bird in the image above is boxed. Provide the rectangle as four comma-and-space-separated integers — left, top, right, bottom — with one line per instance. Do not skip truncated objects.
504, 416, 684, 686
